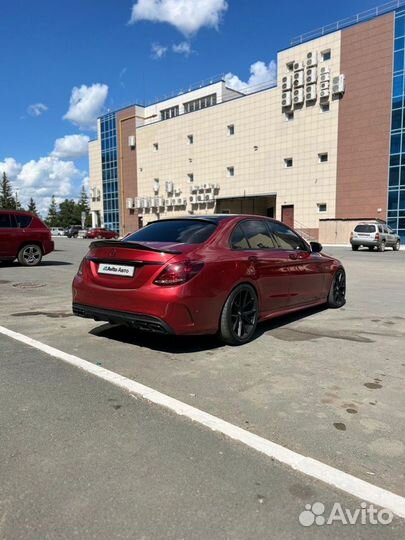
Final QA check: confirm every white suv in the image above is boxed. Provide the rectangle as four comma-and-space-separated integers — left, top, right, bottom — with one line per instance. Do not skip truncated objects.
350, 222, 401, 252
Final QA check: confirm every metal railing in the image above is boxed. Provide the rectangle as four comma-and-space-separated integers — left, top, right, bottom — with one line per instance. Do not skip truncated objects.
291, 0, 405, 45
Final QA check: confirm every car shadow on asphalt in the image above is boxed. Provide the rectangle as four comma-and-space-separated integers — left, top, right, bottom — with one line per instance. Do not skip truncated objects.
89, 305, 327, 354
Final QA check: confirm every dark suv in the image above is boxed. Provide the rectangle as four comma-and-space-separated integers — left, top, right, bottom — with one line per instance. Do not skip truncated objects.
0, 210, 54, 266
64, 225, 82, 238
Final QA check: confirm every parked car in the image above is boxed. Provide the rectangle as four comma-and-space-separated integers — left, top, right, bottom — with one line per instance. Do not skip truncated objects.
350, 222, 400, 252
64, 225, 82, 238
72, 215, 346, 345
50, 227, 65, 236
0, 210, 54, 266
84, 228, 119, 240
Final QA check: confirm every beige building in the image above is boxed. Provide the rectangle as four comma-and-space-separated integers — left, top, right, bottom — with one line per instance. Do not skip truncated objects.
89, 7, 400, 243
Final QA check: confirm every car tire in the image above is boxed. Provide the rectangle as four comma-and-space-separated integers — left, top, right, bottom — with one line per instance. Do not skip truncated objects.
368, 246, 374, 251
351, 245, 359, 251
17, 244, 43, 266
327, 268, 346, 309
219, 284, 258, 346
378, 241, 386, 252
393, 240, 400, 251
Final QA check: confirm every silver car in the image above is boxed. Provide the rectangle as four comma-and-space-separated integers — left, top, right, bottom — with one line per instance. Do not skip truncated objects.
350, 222, 401, 252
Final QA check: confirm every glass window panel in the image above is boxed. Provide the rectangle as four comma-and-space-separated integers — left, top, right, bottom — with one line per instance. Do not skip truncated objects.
391, 133, 401, 154
389, 167, 400, 187
393, 75, 404, 97
395, 15, 405, 38
399, 191, 405, 209
392, 108, 402, 130
399, 219, 405, 228
389, 190, 399, 209
395, 37, 405, 51
401, 166, 405, 186
394, 49, 404, 72
391, 155, 400, 166
388, 218, 398, 229
392, 95, 403, 109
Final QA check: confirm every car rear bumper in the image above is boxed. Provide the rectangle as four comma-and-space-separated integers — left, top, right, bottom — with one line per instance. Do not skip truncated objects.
43, 240, 54, 255
72, 303, 173, 334
351, 239, 379, 247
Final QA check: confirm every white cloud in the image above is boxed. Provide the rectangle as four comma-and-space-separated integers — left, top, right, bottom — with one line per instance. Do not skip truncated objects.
51, 134, 90, 159
0, 156, 86, 216
225, 60, 277, 94
172, 41, 192, 56
63, 83, 108, 131
151, 42, 168, 59
130, 0, 228, 35
27, 103, 48, 117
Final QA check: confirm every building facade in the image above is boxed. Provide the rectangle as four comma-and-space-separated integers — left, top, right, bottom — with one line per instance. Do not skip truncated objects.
89, 4, 405, 243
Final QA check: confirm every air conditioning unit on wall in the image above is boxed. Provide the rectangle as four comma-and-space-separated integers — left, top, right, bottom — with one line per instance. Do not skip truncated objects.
293, 71, 304, 87
306, 67, 317, 84
293, 61, 304, 71
126, 198, 134, 209
306, 51, 318, 67
332, 74, 345, 95
320, 88, 330, 99
282, 75, 292, 91
293, 88, 304, 104
320, 81, 329, 90
282, 92, 292, 107
306, 85, 317, 101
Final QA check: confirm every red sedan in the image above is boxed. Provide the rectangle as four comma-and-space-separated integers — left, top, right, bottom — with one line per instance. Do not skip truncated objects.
72, 215, 346, 345
85, 228, 119, 240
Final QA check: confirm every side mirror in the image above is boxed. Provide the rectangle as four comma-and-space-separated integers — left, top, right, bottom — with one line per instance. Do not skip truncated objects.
310, 241, 323, 253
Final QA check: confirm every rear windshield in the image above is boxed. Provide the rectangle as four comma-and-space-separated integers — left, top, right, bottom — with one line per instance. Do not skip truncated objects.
354, 224, 376, 233
126, 220, 217, 244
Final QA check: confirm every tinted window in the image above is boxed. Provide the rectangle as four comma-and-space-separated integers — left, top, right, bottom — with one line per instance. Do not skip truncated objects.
378, 225, 383, 233
126, 220, 216, 244
268, 221, 307, 250
230, 225, 249, 249
354, 224, 376, 233
239, 220, 277, 249
0, 214, 12, 228
15, 215, 32, 228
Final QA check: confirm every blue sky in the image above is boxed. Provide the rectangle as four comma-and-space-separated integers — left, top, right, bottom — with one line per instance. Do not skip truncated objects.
0, 0, 385, 214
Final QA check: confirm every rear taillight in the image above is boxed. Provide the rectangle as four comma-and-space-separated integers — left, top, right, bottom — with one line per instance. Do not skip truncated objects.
77, 258, 86, 276
153, 260, 204, 286
375, 233, 380, 240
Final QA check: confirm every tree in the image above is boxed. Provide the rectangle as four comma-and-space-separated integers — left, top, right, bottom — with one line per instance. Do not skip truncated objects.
58, 199, 79, 228
46, 195, 59, 227
77, 185, 91, 227
0, 172, 17, 209
27, 197, 38, 216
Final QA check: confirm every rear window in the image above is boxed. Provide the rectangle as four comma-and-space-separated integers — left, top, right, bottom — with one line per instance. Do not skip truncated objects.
126, 220, 217, 244
15, 215, 33, 228
354, 224, 376, 233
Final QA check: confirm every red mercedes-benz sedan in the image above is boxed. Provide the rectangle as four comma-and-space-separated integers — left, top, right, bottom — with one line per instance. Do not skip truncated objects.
72, 215, 346, 345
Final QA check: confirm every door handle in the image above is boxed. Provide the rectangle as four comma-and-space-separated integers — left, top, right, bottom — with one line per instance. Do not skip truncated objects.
248, 255, 258, 263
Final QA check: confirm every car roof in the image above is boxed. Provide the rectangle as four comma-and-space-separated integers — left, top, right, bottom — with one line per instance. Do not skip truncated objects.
0, 209, 36, 216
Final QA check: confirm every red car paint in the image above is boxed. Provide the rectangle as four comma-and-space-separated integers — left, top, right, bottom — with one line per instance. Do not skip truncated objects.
84, 228, 119, 240
0, 210, 54, 264
72, 215, 344, 339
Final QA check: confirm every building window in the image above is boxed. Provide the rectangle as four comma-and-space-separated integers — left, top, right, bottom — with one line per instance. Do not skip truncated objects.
153, 143, 159, 152
284, 158, 293, 168
227, 166, 235, 177
227, 124, 235, 135
153, 178, 159, 192
317, 203, 327, 212
320, 102, 330, 113
286, 62, 294, 72
187, 173, 194, 183
321, 49, 331, 61
285, 111, 294, 121
183, 93, 217, 114
161, 106, 179, 121
318, 152, 328, 163
187, 134, 194, 144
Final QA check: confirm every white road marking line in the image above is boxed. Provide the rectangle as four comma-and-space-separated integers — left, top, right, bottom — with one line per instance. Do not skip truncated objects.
1, 324, 404, 519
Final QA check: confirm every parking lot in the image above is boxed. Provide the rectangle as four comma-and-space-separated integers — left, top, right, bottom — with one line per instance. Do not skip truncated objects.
1, 238, 404, 538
